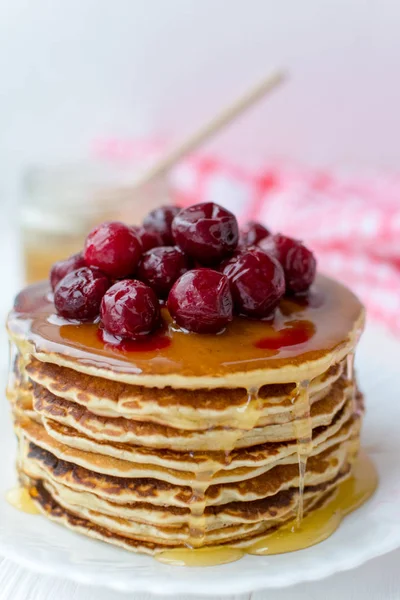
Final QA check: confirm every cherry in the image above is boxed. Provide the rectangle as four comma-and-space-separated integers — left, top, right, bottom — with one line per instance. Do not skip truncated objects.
143, 205, 180, 245
100, 279, 160, 340
222, 248, 285, 318
54, 267, 110, 321
137, 246, 189, 298
268, 234, 316, 294
167, 269, 233, 334
84, 221, 142, 279
131, 225, 164, 252
50, 252, 86, 291
172, 202, 239, 264
239, 221, 270, 247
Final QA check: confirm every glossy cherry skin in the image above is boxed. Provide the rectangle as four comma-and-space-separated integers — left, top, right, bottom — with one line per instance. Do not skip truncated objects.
54, 267, 110, 321
137, 246, 189, 298
167, 269, 233, 334
172, 202, 239, 264
222, 248, 285, 318
239, 221, 270, 247
50, 252, 86, 291
143, 205, 180, 245
100, 279, 160, 340
131, 225, 164, 252
264, 234, 317, 294
84, 221, 142, 279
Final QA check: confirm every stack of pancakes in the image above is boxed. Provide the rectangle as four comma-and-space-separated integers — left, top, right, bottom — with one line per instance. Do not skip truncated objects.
6, 276, 365, 555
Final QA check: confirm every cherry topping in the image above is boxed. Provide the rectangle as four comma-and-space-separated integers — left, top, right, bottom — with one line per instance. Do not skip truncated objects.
137, 246, 189, 298
50, 252, 86, 291
131, 225, 164, 252
222, 248, 285, 318
143, 205, 180, 245
54, 267, 110, 321
270, 234, 316, 294
167, 269, 233, 334
239, 221, 270, 247
84, 221, 142, 279
172, 202, 239, 264
100, 279, 160, 340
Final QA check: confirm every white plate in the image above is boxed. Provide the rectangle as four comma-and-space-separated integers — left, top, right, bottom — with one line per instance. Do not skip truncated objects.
1, 323, 400, 596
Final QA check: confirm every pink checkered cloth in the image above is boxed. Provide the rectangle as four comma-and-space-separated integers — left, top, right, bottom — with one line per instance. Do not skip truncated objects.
95, 140, 400, 336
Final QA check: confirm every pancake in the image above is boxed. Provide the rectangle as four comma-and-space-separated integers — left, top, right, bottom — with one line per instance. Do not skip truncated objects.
25, 357, 344, 430
27, 375, 351, 451
19, 436, 356, 543
19, 474, 343, 555
17, 417, 358, 507
40, 400, 359, 480
6, 274, 368, 557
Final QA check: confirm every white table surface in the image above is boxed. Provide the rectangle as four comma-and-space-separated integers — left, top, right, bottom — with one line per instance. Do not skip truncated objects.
1, 227, 400, 599
1, 551, 400, 600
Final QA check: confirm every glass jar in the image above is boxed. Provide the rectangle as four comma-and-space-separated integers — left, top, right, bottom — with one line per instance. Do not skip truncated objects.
21, 162, 173, 284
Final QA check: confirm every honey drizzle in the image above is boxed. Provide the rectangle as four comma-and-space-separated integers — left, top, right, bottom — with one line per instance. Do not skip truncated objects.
6, 487, 40, 515
291, 380, 312, 525
187, 459, 219, 547
346, 351, 357, 415
156, 453, 378, 566
6, 341, 18, 400
187, 387, 262, 547
247, 451, 377, 555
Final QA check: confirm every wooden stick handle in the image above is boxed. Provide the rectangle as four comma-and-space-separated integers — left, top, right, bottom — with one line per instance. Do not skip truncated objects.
132, 69, 287, 189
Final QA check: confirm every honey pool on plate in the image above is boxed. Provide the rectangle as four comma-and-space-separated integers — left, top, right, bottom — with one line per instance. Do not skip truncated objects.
6, 487, 40, 515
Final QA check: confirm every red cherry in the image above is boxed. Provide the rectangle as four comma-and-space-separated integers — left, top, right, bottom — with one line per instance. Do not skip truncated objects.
54, 267, 110, 321
137, 246, 189, 298
265, 234, 316, 294
172, 202, 239, 264
167, 269, 233, 334
84, 221, 142, 278
100, 280, 160, 340
50, 252, 86, 291
143, 205, 180, 245
239, 221, 270, 247
222, 248, 285, 318
131, 225, 164, 252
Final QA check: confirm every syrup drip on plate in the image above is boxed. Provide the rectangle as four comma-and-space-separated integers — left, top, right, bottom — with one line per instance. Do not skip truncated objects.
291, 380, 313, 525
6, 487, 40, 515
156, 546, 244, 567
156, 453, 378, 566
